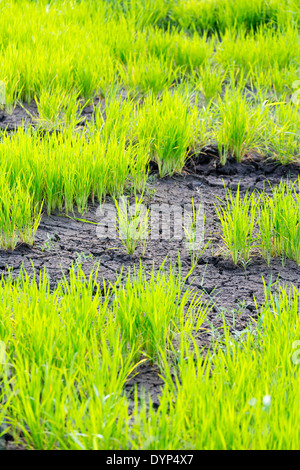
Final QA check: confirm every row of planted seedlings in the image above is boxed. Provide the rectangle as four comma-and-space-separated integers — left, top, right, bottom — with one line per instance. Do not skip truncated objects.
0, 258, 210, 449
216, 179, 300, 266
0, 85, 298, 254
1, 256, 300, 449
0, 0, 298, 113
0, 85, 201, 250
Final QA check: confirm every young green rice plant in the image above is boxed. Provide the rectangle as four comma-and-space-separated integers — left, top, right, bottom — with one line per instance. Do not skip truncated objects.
215, 24, 299, 73
0, 176, 43, 250
2, 258, 300, 448
142, 280, 300, 450
215, 184, 257, 265
136, 88, 198, 177
215, 87, 265, 163
89, 88, 135, 141
1, 264, 139, 450
167, 31, 213, 70
0, 126, 143, 216
119, 53, 178, 96
0, 74, 22, 114
254, 180, 300, 266
33, 84, 86, 131
184, 198, 211, 268
263, 102, 300, 164
192, 62, 228, 104
128, 141, 151, 195
271, 180, 300, 265
112, 258, 210, 366
256, 192, 275, 266
114, 194, 150, 255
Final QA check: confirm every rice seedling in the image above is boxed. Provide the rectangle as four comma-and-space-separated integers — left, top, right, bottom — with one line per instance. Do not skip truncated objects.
263, 102, 300, 164
142, 281, 300, 450
192, 62, 227, 104
114, 194, 150, 255
118, 53, 178, 95
256, 193, 276, 266
0, 176, 43, 250
269, 180, 300, 265
0, 74, 22, 114
215, 87, 265, 163
112, 259, 210, 365
184, 198, 211, 268
33, 84, 86, 131
1, 259, 300, 448
215, 184, 257, 264
0, 264, 141, 450
136, 88, 198, 177
0, 125, 150, 217
168, 31, 214, 70
216, 180, 300, 266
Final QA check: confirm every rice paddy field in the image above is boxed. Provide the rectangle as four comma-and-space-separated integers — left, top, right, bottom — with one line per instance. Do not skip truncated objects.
0, 0, 300, 451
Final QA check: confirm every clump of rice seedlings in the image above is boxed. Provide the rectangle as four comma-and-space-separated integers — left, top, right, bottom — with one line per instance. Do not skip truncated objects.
184, 198, 211, 268
256, 192, 275, 266
217, 180, 300, 267
136, 88, 198, 177
89, 88, 135, 141
118, 53, 178, 95
0, 176, 43, 250
192, 62, 227, 104
128, 142, 151, 195
170, 0, 219, 33
33, 84, 86, 131
3, 261, 300, 449
112, 259, 210, 365
269, 180, 300, 265
0, 126, 146, 216
256, 184, 291, 265
0, 74, 22, 114
215, 184, 257, 265
255, 181, 300, 266
263, 102, 300, 164
215, 25, 299, 73
215, 87, 265, 164
142, 281, 300, 450
0, 258, 210, 449
169, 31, 214, 70
1, 264, 138, 450
114, 194, 150, 255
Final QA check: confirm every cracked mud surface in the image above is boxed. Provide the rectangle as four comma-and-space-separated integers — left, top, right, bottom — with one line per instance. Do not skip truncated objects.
1, 149, 300, 413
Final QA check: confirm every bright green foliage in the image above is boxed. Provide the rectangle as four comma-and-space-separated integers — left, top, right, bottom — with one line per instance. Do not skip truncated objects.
217, 180, 300, 266
0, 0, 299, 450
184, 198, 211, 268
136, 89, 199, 177
215, 88, 266, 163
112, 260, 209, 365
0, 176, 42, 250
215, 184, 257, 264
114, 194, 150, 255
2, 262, 300, 448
